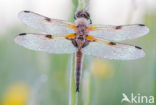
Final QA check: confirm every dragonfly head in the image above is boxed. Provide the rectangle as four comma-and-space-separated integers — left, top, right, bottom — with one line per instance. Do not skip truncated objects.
75, 10, 90, 20
74, 10, 92, 24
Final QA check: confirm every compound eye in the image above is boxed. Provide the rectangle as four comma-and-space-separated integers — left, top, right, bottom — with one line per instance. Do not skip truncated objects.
75, 10, 90, 19
86, 12, 90, 19
76, 12, 80, 18
82, 14, 89, 19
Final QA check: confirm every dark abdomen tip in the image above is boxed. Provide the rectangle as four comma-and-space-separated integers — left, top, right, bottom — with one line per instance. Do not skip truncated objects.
76, 87, 79, 92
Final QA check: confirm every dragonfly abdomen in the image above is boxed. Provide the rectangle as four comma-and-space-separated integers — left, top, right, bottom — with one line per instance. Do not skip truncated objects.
75, 50, 83, 92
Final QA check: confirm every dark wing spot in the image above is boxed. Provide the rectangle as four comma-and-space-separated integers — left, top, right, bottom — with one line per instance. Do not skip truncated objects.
135, 46, 142, 49
109, 42, 116, 45
115, 26, 122, 30
45, 35, 53, 39
45, 17, 52, 22
138, 24, 145, 26
24, 10, 30, 13
19, 33, 26, 36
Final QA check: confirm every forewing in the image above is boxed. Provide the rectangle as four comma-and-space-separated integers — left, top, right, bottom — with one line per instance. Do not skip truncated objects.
88, 24, 149, 41
14, 33, 77, 54
82, 38, 145, 60
18, 11, 75, 35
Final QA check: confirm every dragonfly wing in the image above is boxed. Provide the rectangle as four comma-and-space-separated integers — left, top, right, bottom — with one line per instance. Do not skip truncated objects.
88, 24, 149, 41
14, 33, 77, 54
18, 11, 75, 35
82, 37, 145, 60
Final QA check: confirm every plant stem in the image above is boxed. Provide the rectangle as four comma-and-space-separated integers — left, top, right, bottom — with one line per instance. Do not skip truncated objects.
77, 0, 90, 11
68, 0, 78, 104
83, 57, 93, 105
68, 54, 78, 105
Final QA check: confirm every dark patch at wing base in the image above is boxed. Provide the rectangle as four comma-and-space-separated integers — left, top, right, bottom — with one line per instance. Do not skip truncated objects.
82, 41, 89, 48
71, 39, 78, 47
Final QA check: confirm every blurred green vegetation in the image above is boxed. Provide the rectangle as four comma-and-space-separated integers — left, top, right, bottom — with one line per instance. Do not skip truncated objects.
0, 6, 156, 105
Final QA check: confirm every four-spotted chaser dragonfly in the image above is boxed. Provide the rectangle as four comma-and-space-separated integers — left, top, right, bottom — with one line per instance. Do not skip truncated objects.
15, 10, 149, 92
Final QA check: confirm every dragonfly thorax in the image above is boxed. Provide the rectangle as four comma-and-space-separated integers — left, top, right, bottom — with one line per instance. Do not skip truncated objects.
75, 18, 89, 27
74, 17, 89, 49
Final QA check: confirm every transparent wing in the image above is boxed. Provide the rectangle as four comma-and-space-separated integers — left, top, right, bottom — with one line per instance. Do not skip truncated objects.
14, 33, 77, 54
82, 38, 145, 60
88, 24, 149, 41
18, 10, 75, 35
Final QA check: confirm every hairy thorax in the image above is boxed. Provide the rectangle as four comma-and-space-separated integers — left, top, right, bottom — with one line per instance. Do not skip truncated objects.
75, 18, 89, 49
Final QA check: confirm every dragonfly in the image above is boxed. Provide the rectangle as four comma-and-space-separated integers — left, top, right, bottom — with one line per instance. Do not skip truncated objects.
15, 10, 149, 92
